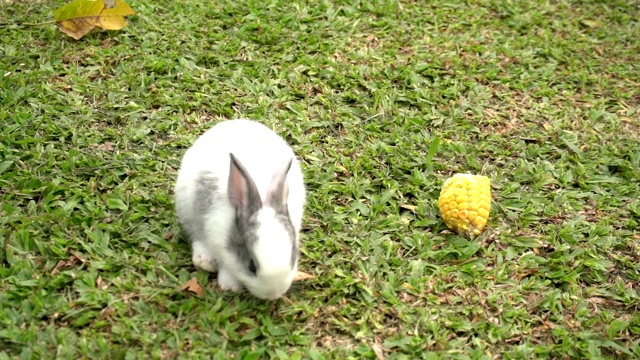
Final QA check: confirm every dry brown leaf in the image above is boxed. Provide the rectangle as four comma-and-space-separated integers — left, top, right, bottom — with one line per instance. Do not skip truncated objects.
180, 277, 204, 297
50, 260, 67, 275
400, 204, 417, 211
72, 252, 86, 263
280, 296, 292, 306
98, 306, 114, 320
99, 142, 114, 151
372, 339, 386, 360
50, 254, 84, 275
293, 271, 315, 281
96, 275, 109, 290
594, 46, 604, 56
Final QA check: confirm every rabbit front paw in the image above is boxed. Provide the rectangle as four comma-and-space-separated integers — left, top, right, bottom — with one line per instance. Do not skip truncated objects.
217, 268, 243, 292
192, 251, 217, 273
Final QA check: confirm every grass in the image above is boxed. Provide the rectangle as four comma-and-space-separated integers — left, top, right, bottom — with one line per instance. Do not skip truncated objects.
1, 0, 639, 358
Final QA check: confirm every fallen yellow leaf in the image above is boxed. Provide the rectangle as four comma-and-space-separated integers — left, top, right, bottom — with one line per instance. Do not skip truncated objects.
180, 277, 204, 297
53, 0, 135, 40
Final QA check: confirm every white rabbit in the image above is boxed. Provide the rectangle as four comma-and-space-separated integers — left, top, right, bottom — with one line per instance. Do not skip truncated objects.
174, 119, 305, 300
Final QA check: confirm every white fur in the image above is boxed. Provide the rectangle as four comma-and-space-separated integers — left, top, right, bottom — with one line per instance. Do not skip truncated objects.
174, 119, 305, 300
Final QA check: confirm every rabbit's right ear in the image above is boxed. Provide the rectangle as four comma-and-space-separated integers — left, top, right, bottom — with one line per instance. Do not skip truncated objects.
265, 157, 293, 214
228, 153, 262, 215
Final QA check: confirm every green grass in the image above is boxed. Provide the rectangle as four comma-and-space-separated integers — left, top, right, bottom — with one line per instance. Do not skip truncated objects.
1, 0, 639, 358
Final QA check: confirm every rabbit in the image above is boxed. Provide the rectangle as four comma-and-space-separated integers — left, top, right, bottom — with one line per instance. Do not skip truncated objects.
174, 119, 306, 300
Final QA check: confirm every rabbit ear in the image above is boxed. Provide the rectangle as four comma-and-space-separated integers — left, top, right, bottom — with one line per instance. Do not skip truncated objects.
228, 153, 262, 215
265, 157, 293, 214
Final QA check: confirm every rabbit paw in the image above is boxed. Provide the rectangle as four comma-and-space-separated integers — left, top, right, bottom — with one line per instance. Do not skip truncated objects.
192, 243, 218, 272
193, 253, 217, 272
217, 269, 243, 292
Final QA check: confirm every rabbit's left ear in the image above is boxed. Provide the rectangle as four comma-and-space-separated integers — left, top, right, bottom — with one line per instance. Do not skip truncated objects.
264, 157, 293, 214
228, 153, 262, 216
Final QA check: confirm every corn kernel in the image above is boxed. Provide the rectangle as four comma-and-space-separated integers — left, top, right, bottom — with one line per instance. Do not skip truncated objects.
473, 217, 486, 229
456, 195, 469, 204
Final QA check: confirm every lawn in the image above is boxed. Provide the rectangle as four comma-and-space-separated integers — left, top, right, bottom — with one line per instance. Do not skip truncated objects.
1, 0, 639, 358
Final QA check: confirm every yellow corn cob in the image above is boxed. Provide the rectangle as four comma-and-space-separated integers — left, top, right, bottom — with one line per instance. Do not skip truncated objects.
438, 173, 491, 238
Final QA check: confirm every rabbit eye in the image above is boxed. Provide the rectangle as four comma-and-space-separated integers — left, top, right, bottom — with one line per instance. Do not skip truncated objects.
248, 259, 257, 275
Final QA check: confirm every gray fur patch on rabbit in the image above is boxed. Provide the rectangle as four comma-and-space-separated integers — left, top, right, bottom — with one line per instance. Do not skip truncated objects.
183, 171, 220, 244
275, 213, 298, 268
195, 171, 218, 213
227, 216, 260, 275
